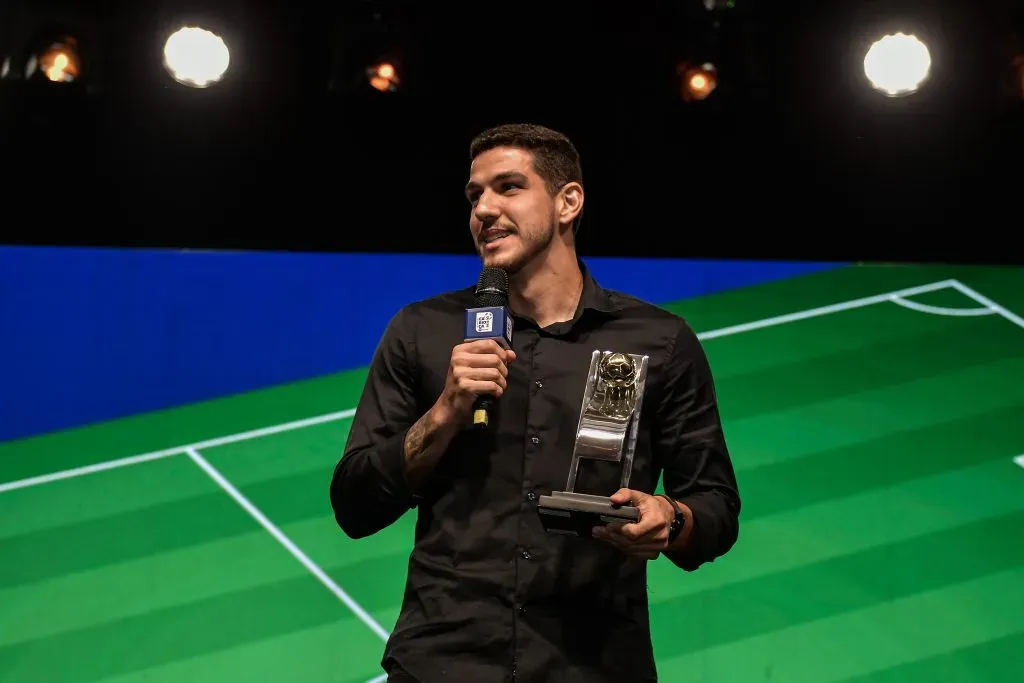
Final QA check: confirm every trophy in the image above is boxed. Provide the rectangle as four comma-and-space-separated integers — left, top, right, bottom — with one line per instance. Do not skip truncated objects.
537, 349, 650, 537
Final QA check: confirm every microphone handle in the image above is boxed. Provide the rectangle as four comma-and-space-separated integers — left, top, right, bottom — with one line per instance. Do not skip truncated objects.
467, 290, 508, 429
472, 393, 495, 428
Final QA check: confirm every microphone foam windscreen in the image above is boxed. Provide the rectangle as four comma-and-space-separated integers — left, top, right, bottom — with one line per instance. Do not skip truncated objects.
474, 268, 509, 307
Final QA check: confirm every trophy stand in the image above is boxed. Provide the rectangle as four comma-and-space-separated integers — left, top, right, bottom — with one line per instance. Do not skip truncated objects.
537, 350, 649, 537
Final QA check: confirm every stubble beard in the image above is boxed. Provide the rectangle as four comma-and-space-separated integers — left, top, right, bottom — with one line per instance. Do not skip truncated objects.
481, 223, 555, 277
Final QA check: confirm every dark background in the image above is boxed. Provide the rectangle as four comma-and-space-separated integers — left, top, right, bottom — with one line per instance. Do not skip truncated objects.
1, 0, 1021, 264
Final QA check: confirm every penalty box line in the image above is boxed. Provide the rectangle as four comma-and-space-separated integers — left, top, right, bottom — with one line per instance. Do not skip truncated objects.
185, 446, 391, 642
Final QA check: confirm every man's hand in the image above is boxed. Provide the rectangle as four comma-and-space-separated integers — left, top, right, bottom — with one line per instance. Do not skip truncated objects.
591, 488, 681, 560
434, 339, 516, 426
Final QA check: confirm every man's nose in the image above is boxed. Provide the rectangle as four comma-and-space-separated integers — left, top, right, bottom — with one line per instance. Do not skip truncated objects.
474, 193, 500, 221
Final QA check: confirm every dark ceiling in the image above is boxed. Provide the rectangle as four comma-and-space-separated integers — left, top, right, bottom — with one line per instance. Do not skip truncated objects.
1, 0, 1021, 264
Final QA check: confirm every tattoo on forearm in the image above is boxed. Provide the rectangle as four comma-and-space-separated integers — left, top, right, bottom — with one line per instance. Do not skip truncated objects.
402, 411, 448, 489
404, 414, 433, 463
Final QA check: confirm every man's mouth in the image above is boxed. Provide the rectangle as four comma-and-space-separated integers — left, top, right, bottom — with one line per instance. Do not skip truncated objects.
482, 230, 513, 245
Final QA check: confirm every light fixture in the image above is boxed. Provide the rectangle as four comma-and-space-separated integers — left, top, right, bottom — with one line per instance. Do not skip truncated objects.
367, 61, 400, 92
678, 61, 718, 102
163, 26, 230, 88
25, 35, 81, 83
863, 32, 932, 97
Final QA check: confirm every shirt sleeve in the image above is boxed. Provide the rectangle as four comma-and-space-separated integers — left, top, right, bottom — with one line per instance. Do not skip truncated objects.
654, 320, 742, 571
330, 306, 421, 539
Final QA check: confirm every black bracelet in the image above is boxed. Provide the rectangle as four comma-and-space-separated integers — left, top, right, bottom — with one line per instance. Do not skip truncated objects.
657, 494, 685, 544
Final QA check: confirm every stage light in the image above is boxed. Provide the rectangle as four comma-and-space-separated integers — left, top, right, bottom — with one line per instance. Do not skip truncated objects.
367, 61, 400, 92
24, 35, 81, 83
163, 26, 230, 88
678, 61, 717, 102
863, 32, 931, 97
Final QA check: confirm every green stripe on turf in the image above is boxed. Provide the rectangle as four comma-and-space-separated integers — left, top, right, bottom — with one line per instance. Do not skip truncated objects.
0, 605, 385, 683
0, 480, 258, 590
88, 621, 386, 683
0, 549, 395, 683
0, 454, 214, 539
648, 510, 1024, 660
277, 512, 416, 574
0, 526, 305, 647
0, 461, 417, 595
724, 355, 1024, 472
834, 629, 1024, 683
645, 457, 1024, 602
713, 315, 1020, 421
737, 404, 1023, 520
654, 567, 1024, 683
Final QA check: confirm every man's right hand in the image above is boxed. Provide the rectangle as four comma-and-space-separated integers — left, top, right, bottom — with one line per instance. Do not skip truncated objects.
434, 339, 517, 426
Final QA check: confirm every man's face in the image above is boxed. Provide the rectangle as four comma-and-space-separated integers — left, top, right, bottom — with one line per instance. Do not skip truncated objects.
465, 146, 558, 275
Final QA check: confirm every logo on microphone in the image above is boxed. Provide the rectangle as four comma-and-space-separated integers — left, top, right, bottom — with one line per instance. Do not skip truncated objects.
465, 306, 511, 349
475, 311, 494, 333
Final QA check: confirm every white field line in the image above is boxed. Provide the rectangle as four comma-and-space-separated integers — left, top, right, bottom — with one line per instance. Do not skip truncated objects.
949, 279, 1024, 331
0, 408, 356, 494
695, 279, 956, 340
185, 447, 391, 642
889, 296, 995, 317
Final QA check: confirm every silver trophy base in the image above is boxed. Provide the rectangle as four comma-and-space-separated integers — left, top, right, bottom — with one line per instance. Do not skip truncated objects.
537, 491, 639, 537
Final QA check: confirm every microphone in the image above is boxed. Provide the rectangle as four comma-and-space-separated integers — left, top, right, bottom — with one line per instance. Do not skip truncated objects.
464, 267, 513, 428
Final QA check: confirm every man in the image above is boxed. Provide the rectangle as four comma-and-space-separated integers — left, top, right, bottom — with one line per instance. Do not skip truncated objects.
330, 123, 741, 683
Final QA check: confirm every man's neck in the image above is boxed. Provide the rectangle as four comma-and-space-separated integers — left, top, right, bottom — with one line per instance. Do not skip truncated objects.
509, 251, 584, 329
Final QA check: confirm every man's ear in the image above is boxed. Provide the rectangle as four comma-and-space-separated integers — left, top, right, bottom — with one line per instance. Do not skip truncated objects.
556, 182, 584, 229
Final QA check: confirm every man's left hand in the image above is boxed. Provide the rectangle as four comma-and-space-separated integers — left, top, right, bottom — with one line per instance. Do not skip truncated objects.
591, 488, 678, 560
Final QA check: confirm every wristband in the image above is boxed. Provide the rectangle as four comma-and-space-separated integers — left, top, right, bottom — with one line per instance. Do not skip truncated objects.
657, 494, 685, 545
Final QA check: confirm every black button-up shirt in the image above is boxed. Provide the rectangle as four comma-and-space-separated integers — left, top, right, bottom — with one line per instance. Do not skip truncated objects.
330, 260, 741, 683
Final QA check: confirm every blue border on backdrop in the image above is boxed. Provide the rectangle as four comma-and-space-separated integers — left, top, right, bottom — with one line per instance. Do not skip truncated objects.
0, 246, 844, 443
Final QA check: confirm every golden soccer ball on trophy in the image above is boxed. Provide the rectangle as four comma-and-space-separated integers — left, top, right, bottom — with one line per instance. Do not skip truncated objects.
596, 352, 637, 418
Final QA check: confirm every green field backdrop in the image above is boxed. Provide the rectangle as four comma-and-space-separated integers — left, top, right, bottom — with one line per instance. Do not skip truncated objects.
2, 263, 1022, 682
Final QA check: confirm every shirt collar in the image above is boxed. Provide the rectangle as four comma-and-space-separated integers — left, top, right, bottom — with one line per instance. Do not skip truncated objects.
516, 258, 620, 333
460, 257, 621, 329
575, 258, 618, 317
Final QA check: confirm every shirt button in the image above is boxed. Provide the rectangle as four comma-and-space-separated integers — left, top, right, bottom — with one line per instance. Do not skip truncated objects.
535, 380, 543, 389
531, 436, 540, 445
520, 549, 532, 560
527, 491, 536, 501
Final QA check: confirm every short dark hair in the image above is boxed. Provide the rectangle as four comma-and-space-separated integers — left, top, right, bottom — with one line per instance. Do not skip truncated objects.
469, 123, 584, 223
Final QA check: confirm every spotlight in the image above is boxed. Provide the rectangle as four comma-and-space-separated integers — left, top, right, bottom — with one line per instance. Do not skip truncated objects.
678, 61, 717, 102
863, 32, 931, 97
367, 61, 400, 92
163, 26, 230, 88
25, 35, 81, 83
